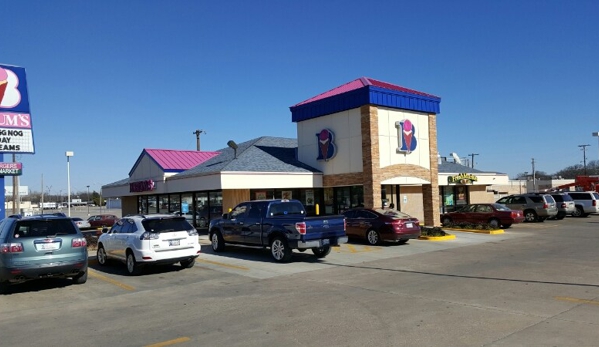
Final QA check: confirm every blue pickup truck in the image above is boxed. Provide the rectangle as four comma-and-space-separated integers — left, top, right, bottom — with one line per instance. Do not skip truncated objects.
208, 199, 347, 262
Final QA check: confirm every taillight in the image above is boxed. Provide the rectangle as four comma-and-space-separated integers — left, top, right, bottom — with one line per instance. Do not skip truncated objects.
295, 222, 306, 235
343, 218, 346, 231
543, 203, 548, 209
1, 243, 24, 253
72, 238, 87, 248
593, 200, 597, 207
392, 220, 402, 229
560, 203, 566, 208
140, 232, 160, 240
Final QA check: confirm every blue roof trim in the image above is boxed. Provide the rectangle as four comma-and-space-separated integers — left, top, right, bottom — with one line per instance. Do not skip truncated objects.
290, 85, 441, 122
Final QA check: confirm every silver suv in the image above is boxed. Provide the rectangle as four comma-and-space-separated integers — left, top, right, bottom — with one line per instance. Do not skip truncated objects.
565, 191, 599, 217
545, 193, 576, 220
0, 215, 88, 294
496, 194, 558, 222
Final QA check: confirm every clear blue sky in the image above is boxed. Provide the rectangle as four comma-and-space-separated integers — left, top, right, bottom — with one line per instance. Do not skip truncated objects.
2, 0, 598, 197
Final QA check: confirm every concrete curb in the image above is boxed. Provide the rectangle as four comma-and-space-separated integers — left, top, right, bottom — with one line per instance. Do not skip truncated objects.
444, 227, 504, 234
418, 234, 456, 241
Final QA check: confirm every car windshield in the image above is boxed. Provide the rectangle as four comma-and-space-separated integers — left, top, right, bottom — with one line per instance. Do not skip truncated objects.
375, 209, 412, 218
492, 203, 511, 211
142, 217, 193, 232
14, 219, 78, 238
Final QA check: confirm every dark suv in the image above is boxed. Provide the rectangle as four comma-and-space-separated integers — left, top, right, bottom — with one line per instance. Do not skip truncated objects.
0, 215, 88, 293
496, 193, 558, 222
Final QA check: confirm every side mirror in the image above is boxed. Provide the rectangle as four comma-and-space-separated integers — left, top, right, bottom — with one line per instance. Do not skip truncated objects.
101, 227, 109, 234
222, 213, 229, 219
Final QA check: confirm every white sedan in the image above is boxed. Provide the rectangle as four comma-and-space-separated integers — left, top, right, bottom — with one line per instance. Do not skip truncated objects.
96, 214, 201, 275
72, 217, 91, 229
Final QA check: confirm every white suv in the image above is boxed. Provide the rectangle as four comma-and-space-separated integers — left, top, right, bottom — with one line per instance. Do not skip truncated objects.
566, 191, 599, 217
96, 214, 201, 275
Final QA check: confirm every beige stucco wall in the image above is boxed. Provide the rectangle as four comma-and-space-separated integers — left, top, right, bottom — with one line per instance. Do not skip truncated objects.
398, 186, 425, 222
122, 196, 138, 216
222, 189, 250, 213
468, 185, 495, 203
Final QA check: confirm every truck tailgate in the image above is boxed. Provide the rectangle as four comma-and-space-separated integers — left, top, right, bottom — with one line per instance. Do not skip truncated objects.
301, 216, 346, 241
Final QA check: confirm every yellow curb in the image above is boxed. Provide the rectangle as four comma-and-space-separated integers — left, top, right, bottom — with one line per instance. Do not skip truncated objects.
444, 228, 504, 234
418, 234, 456, 241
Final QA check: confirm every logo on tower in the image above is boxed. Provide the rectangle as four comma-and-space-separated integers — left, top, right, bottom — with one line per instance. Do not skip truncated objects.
316, 128, 336, 161
396, 120, 417, 154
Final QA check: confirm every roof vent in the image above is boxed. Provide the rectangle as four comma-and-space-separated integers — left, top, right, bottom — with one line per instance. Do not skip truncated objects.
450, 152, 462, 164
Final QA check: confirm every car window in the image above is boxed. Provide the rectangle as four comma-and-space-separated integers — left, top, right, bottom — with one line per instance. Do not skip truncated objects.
528, 196, 542, 203
476, 205, 492, 213
110, 223, 122, 234
551, 195, 563, 202
493, 203, 510, 211
230, 203, 249, 219
248, 204, 262, 218
377, 209, 412, 218
512, 197, 526, 204
593, 193, 599, 199
142, 218, 193, 232
497, 197, 510, 204
14, 219, 78, 238
343, 210, 357, 218
560, 194, 573, 201
358, 210, 377, 219
121, 220, 133, 233
544, 195, 556, 204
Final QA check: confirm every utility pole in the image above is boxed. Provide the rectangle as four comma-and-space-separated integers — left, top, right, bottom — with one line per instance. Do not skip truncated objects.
193, 129, 206, 151
468, 153, 479, 168
531, 158, 537, 192
579, 144, 590, 175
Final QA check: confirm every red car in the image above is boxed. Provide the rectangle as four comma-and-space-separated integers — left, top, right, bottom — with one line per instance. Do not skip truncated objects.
87, 214, 120, 228
441, 203, 524, 229
342, 208, 421, 245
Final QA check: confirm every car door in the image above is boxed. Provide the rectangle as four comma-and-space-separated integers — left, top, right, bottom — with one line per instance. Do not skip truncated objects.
243, 202, 265, 245
474, 204, 492, 224
103, 222, 121, 258
222, 203, 249, 243
113, 219, 134, 261
355, 210, 377, 236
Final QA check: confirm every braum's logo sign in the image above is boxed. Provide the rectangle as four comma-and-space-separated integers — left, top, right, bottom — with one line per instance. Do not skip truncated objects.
396, 119, 417, 154
316, 128, 336, 161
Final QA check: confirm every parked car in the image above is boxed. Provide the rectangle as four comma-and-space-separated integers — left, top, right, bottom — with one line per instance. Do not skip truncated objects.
209, 199, 347, 262
0, 214, 88, 293
496, 193, 558, 222
96, 214, 201, 275
342, 208, 420, 245
565, 191, 599, 217
441, 203, 524, 229
87, 214, 119, 228
197, 205, 223, 228
543, 192, 576, 219
72, 217, 91, 229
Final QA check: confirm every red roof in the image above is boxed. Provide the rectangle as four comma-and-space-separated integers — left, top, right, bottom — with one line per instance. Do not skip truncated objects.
294, 77, 439, 106
144, 149, 219, 171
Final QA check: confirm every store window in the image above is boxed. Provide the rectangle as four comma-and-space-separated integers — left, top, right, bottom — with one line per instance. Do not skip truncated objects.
147, 195, 157, 214
159, 196, 169, 214
169, 194, 181, 213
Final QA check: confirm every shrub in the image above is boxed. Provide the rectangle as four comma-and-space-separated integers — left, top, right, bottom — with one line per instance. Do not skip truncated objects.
420, 226, 447, 237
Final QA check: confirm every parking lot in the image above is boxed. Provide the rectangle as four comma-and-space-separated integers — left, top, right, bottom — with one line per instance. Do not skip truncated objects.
2, 215, 599, 346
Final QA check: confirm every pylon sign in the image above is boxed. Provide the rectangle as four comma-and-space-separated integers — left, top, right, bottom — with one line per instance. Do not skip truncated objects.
0, 64, 34, 154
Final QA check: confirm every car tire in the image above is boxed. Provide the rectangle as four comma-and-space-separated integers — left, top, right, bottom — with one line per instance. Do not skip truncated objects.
0, 280, 9, 294
126, 251, 142, 276
502, 223, 512, 229
72, 271, 87, 285
180, 258, 195, 269
572, 206, 584, 217
366, 229, 382, 245
96, 245, 108, 266
270, 236, 293, 263
312, 245, 331, 258
524, 210, 538, 222
442, 217, 452, 226
556, 214, 565, 220
488, 218, 500, 229
211, 231, 225, 252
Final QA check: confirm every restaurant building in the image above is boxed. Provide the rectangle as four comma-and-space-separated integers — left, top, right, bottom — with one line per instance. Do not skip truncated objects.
103, 77, 506, 227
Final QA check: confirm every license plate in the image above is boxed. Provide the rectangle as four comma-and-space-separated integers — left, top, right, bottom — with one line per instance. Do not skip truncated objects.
169, 240, 180, 246
37, 242, 59, 251
406, 223, 413, 228
322, 239, 330, 246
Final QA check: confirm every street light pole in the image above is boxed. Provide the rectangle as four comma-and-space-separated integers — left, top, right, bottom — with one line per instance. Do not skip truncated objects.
86, 185, 90, 216
593, 132, 599, 173
66, 151, 74, 217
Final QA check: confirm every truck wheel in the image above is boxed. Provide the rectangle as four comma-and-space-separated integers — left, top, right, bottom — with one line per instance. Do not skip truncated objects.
572, 207, 583, 217
211, 231, 225, 252
312, 245, 331, 258
270, 236, 292, 263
